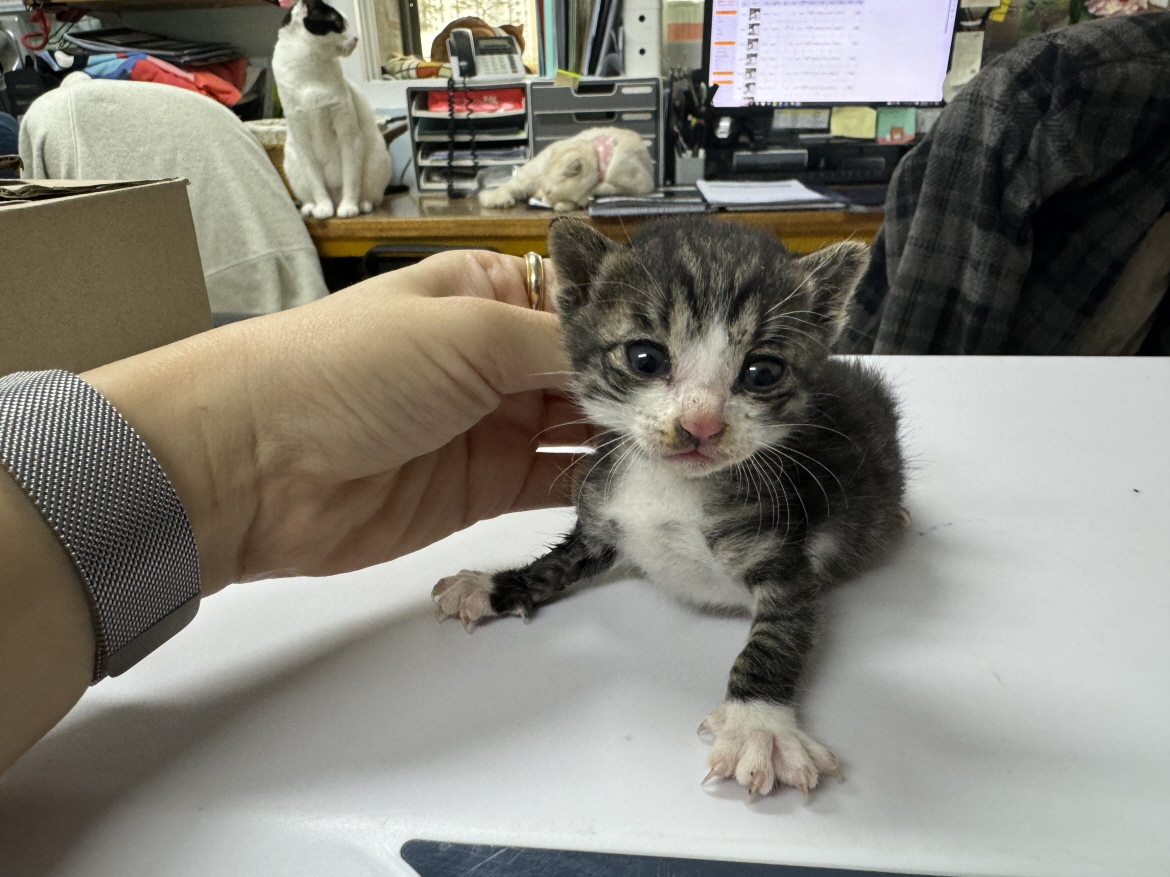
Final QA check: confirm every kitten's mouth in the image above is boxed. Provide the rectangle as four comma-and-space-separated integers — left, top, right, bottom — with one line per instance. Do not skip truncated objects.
664, 446, 724, 471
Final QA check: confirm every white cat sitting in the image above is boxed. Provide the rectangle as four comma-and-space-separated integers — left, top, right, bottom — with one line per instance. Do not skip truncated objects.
272, 0, 391, 219
480, 127, 653, 212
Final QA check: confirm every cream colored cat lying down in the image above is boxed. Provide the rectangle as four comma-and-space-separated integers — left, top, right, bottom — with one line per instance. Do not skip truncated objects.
479, 127, 654, 212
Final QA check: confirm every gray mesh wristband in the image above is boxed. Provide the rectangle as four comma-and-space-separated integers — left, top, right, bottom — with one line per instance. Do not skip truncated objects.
0, 370, 200, 683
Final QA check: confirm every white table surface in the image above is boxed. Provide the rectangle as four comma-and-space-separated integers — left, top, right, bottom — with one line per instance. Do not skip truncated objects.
1, 357, 1167, 877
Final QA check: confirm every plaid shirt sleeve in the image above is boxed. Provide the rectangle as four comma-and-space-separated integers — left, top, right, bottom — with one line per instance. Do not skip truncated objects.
839, 13, 1170, 355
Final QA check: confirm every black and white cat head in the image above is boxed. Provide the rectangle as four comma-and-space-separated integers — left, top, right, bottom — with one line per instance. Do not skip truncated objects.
281, 0, 358, 57
548, 217, 869, 477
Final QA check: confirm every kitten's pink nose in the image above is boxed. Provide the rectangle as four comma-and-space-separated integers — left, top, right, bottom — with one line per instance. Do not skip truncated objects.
679, 416, 726, 443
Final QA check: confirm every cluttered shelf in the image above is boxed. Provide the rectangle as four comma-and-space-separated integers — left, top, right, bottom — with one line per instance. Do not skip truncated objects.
305, 190, 884, 259
48, 0, 270, 9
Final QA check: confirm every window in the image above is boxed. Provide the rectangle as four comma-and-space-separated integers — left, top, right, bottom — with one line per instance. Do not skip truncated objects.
369, 0, 540, 72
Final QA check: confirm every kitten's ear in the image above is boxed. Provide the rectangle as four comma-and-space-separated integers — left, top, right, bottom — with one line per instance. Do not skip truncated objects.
502, 23, 524, 45
563, 158, 583, 177
548, 217, 616, 312
797, 240, 869, 348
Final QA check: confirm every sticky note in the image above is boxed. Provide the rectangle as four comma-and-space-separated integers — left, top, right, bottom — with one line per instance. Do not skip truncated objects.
942, 30, 985, 101
876, 107, 916, 144
989, 0, 1013, 22
830, 106, 877, 139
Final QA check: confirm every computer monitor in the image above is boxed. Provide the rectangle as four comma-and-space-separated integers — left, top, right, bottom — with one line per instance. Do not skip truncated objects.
703, 0, 959, 109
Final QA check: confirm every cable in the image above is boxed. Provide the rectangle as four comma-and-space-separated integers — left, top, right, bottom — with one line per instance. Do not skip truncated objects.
444, 76, 479, 200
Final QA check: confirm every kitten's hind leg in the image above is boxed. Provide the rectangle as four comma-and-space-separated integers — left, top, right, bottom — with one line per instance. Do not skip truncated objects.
432, 524, 615, 632
702, 569, 840, 798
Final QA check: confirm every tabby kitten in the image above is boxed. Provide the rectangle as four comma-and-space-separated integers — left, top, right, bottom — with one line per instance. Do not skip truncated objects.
434, 217, 906, 797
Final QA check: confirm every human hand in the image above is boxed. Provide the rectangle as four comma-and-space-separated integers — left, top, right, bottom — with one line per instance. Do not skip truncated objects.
83, 251, 587, 594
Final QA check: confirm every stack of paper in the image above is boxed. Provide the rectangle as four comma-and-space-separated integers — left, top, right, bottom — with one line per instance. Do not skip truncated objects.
695, 179, 843, 211
587, 187, 709, 217
63, 28, 238, 65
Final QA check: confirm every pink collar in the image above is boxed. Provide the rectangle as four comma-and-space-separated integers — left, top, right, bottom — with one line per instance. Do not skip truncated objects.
592, 134, 614, 178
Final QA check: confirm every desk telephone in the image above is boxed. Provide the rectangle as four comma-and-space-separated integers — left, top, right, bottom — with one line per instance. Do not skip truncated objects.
446, 28, 523, 82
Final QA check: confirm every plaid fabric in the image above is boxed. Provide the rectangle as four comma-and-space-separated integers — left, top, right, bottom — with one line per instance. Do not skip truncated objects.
840, 13, 1170, 354
383, 55, 451, 80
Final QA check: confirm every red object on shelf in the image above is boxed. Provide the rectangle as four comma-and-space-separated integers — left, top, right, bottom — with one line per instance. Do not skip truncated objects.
21, 10, 51, 51
426, 87, 525, 114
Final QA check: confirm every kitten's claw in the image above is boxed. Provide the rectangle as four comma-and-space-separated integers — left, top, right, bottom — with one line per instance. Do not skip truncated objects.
701, 769, 720, 786
432, 570, 499, 630
700, 699, 839, 799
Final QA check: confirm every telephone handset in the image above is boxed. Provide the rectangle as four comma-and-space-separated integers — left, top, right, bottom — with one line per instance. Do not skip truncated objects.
446, 28, 523, 82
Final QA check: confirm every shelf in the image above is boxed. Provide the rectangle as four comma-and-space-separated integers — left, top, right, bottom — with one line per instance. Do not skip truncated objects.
409, 90, 526, 120
50, 0, 271, 9
409, 106, 527, 121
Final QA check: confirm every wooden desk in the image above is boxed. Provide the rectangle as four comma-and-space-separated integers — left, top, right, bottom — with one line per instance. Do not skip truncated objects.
306, 191, 884, 258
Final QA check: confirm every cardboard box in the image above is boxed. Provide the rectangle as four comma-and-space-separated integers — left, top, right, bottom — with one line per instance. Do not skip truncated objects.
0, 179, 212, 377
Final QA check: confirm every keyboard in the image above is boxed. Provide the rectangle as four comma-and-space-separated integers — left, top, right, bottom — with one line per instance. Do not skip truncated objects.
792, 165, 892, 185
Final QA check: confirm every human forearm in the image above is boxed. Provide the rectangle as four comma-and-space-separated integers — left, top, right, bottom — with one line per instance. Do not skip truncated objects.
0, 469, 94, 774
80, 328, 260, 596
0, 250, 578, 775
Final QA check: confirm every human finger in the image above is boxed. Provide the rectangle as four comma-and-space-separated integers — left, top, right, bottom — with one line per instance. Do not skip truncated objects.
437, 297, 570, 395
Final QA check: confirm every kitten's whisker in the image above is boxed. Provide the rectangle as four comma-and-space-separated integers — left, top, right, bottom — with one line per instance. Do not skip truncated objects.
788, 422, 860, 448
603, 436, 642, 499
764, 323, 832, 355
547, 434, 622, 496
751, 450, 791, 543
574, 434, 629, 494
761, 312, 827, 335
531, 416, 596, 442
769, 443, 849, 508
761, 308, 822, 323
762, 271, 818, 319
749, 455, 780, 541
745, 458, 765, 540
548, 455, 586, 498
769, 447, 834, 516
755, 450, 801, 542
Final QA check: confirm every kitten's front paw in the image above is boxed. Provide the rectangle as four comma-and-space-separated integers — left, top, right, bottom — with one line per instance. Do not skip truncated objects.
478, 188, 516, 209
432, 570, 500, 632
304, 201, 335, 220
552, 201, 579, 213
359, 200, 374, 214
700, 700, 840, 798
336, 201, 360, 218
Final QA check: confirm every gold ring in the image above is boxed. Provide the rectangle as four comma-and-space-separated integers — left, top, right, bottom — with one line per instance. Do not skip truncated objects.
524, 252, 546, 311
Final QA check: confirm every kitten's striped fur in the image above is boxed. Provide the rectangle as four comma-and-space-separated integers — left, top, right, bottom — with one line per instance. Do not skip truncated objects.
434, 217, 906, 797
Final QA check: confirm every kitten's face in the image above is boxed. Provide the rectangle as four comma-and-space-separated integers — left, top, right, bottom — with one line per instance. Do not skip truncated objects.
284, 0, 358, 57
549, 218, 867, 477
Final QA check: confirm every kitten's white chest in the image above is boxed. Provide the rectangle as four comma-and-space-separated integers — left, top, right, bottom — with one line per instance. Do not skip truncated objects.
603, 460, 754, 611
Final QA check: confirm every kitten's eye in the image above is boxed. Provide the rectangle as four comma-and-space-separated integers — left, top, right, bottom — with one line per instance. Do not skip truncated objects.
625, 341, 670, 378
739, 355, 786, 391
